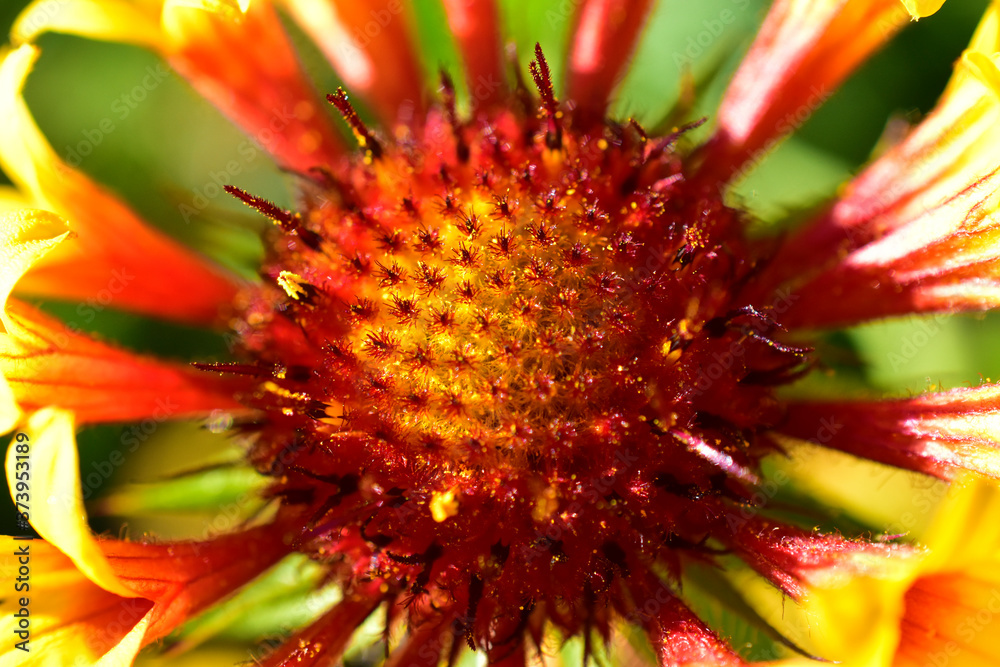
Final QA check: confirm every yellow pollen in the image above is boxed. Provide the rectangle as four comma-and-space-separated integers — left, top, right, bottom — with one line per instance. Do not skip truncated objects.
430, 488, 460, 522
262, 381, 311, 402
277, 270, 309, 300
532, 486, 559, 522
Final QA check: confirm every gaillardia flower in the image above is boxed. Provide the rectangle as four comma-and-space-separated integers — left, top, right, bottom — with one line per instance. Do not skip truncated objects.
3, 0, 1000, 665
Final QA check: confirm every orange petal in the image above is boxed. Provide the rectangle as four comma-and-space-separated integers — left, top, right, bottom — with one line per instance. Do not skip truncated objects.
0, 47, 240, 326
282, 0, 425, 127
895, 573, 1000, 666
162, 0, 346, 172
2, 299, 244, 424
696, 0, 912, 184
566, 0, 656, 123
1, 215, 242, 424
892, 475, 1000, 665
776, 384, 1000, 480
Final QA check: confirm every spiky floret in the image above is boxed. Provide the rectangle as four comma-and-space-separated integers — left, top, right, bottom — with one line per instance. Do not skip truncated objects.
220, 50, 855, 662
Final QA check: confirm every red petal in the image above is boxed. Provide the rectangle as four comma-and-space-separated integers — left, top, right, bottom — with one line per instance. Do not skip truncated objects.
566, 0, 655, 123
628, 569, 744, 667
777, 384, 1000, 479
2, 299, 244, 424
697, 0, 909, 184
258, 580, 384, 667
488, 641, 527, 667
102, 524, 292, 645
725, 516, 905, 598
164, 0, 345, 172
441, 0, 506, 110
283, 0, 425, 127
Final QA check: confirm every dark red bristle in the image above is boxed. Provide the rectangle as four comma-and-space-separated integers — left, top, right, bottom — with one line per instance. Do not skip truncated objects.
327, 88, 383, 159
191, 361, 272, 377
225, 185, 300, 230
528, 43, 562, 149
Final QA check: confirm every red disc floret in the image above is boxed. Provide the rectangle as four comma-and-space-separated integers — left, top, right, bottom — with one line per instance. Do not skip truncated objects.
223, 65, 828, 660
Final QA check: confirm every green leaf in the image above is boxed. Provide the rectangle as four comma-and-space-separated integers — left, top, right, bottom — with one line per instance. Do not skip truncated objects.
167, 554, 341, 651
94, 464, 268, 515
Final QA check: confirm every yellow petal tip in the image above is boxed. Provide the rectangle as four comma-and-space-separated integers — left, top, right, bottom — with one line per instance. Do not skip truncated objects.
900, 0, 947, 18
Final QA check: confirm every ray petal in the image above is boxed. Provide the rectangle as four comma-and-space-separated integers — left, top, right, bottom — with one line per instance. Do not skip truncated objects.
696, 0, 917, 185
281, 0, 425, 127
0, 47, 241, 326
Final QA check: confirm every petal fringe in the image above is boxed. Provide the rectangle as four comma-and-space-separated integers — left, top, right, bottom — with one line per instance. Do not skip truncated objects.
0, 209, 69, 325
0, 538, 154, 667
775, 384, 1000, 480
12, 0, 165, 48
696, 0, 912, 185
5, 407, 138, 597
900, 0, 947, 16
282, 0, 425, 127
760, 170, 1000, 329
0, 529, 290, 666
1, 209, 242, 425
0, 48, 240, 326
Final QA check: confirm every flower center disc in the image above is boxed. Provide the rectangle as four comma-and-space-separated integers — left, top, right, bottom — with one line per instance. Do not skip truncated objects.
230, 79, 809, 647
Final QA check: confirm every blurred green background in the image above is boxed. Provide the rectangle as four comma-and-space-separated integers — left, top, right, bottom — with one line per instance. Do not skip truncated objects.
0, 0, 998, 660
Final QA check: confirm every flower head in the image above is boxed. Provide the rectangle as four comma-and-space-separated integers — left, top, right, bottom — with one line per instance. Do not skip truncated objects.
4, 0, 1000, 665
